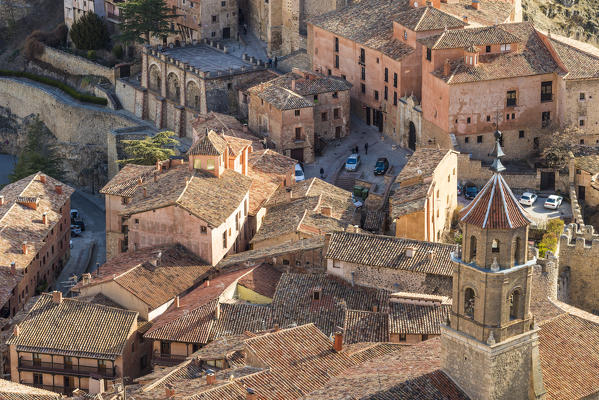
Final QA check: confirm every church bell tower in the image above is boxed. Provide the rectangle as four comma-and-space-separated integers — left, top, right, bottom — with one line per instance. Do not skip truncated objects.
441, 131, 546, 400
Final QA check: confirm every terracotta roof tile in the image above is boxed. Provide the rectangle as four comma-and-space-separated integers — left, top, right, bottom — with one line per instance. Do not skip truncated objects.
247, 149, 296, 214
549, 36, 599, 80
119, 165, 251, 228
389, 302, 450, 335
100, 164, 156, 197
397, 148, 453, 182
0, 379, 61, 400
395, 6, 466, 32
144, 268, 254, 342
539, 313, 599, 400
326, 231, 455, 276
0, 173, 73, 278
459, 173, 531, 229
7, 294, 137, 360
73, 245, 212, 309
249, 71, 351, 110
191, 112, 264, 150
210, 302, 273, 339
344, 310, 389, 343
305, 338, 469, 399
271, 273, 389, 337
187, 130, 229, 156
419, 24, 521, 49
439, 0, 513, 27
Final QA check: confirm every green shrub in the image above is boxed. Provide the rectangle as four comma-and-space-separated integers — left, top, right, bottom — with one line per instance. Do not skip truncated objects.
0, 70, 108, 105
112, 44, 124, 59
87, 49, 97, 60
70, 12, 110, 50
538, 218, 565, 257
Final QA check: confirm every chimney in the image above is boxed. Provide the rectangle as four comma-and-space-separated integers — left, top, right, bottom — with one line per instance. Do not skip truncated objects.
246, 388, 257, 400
333, 331, 343, 352
13, 325, 20, 337
286, 187, 293, 200
22, 241, 28, 255
291, 79, 296, 91
55, 184, 62, 195
443, 59, 451, 77
10, 262, 16, 275
321, 206, 332, 217
82, 273, 92, 285
273, 323, 280, 332
206, 373, 216, 385
164, 386, 175, 398
373, 305, 378, 313
52, 291, 63, 304
205, 279, 210, 287
405, 247, 415, 258
215, 302, 221, 319
174, 296, 180, 308
42, 212, 48, 225
242, 125, 249, 133
39, 174, 46, 184
427, 250, 435, 261
462, 15, 468, 23
471, 0, 479, 10
138, 177, 143, 185
143, 187, 148, 198
0, 195, 4, 206
154, 174, 158, 183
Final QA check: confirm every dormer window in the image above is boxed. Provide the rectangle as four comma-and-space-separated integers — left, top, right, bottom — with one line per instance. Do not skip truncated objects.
312, 288, 322, 301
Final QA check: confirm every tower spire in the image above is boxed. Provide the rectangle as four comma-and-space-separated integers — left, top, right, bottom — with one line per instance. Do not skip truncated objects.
490, 129, 506, 173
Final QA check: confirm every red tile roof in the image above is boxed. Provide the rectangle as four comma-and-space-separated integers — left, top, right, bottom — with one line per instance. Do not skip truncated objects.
237, 264, 282, 298
459, 173, 531, 229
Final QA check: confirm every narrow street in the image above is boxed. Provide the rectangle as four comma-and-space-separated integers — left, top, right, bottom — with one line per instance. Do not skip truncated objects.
55, 190, 106, 294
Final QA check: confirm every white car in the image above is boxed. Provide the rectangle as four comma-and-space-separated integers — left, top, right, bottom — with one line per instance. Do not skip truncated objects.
345, 154, 361, 172
519, 192, 537, 206
544, 195, 563, 210
294, 164, 305, 182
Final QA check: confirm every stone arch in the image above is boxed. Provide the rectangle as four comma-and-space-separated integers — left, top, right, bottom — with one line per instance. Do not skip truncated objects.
508, 287, 522, 320
149, 63, 161, 92
464, 287, 476, 318
186, 80, 202, 111
166, 72, 181, 102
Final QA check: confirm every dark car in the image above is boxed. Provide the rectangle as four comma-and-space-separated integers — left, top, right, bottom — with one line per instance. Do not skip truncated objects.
464, 185, 478, 200
73, 220, 86, 231
374, 158, 389, 175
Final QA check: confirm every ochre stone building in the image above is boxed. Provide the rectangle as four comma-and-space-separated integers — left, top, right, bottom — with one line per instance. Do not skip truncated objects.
248, 69, 351, 163
0, 173, 73, 319
390, 148, 458, 242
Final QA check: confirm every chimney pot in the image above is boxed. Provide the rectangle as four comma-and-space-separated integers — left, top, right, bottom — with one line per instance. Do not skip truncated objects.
143, 187, 148, 198
13, 325, 20, 336
273, 323, 280, 332
42, 212, 48, 225
22, 242, 28, 255
0, 195, 4, 206
215, 302, 221, 319
39, 175, 46, 184
373, 305, 378, 313
55, 185, 62, 195
174, 296, 180, 308
291, 79, 296, 91
246, 388, 256, 400
206, 373, 216, 385
10, 262, 16, 275
463, 15, 468, 23
321, 206, 332, 217
443, 59, 451, 77
205, 279, 210, 287
471, 0, 479, 10
138, 177, 143, 185
286, 187, 293, 200
52, 291, 63, 304
405, 247, 415, 258
427, 250, 435, 261
333, 331, 343, 352
82, 273, 92, 285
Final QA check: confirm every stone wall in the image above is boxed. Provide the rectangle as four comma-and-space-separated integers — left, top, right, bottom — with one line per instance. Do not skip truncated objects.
558, 223, 599, 314
38, 46, 116, 84
0, 77, 149, 186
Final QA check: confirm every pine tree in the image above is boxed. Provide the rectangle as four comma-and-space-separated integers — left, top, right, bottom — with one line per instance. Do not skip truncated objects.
119, 0, 177, 44
69, 12, 110, 50
10, 117, 64, 183
119, 131, 179, 165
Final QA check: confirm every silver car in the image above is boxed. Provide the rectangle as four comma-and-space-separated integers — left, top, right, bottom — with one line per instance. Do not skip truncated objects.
544, 195, 563, 210
345, 154, 360, 172
519, 192, 537, 206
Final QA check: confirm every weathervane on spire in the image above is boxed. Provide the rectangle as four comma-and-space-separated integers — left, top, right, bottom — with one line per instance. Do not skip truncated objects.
490, 129, 506, 173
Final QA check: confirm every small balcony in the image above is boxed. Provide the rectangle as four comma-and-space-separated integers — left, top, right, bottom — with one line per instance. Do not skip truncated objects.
152, 352, 188, 367
18, 358, 116, 379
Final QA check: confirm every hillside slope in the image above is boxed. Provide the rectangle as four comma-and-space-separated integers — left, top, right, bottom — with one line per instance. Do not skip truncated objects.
523, 0, 599, 46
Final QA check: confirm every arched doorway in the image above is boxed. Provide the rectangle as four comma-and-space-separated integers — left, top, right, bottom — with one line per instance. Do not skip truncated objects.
166, 72, 180, 103
408, 121, 416, 151
149, 64, 161, 93
186, 80, 202, 111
